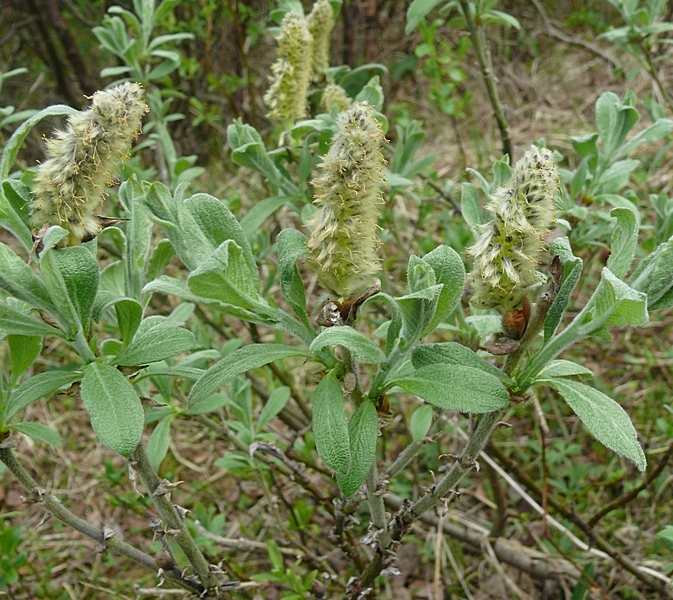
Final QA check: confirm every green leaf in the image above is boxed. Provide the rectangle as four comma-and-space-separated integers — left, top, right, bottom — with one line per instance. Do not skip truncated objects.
227, 120, 299, 196
545, 237, 583, 341
537, 360, 594, 379
392, 364, 509, 413
630, 235, 673, 309
119, 177, 152, 300
0, 242, 53, 312
9, 422, 61, 448
241, 196, 288, 240
146, 416, 172, 471
277, 229, 310, 328
146, 239, 175, 283
8, 335, 42, 378
6, 370, 82, 420
312, 371, 351, 474
183, 392, 229, 415
114, 325, 198, 366
411, 342, 510, 383
256, 386, 291, 432
395, 286, 443, 349
421, 245, 465, 335
595, 92, 639, 161
80, 362, 144, 457
607, 207, 639, 279
405, 0, 445, 34
0, 302, 62, 337
337, 401, 378, 496
410, 404, 433, 442
310, 326, 386, 364
41, 246, 99, 335
541, 378, 646, 472
187, 241, 259, 310
617, 118, 673, 159
113, 298, 143, 346
188, 344, 306, 410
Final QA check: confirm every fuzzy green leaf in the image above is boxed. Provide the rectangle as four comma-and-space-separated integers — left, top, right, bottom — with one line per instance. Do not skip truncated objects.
113, 298, 143, 346
41, 245, 99, 335
421, 245, 465, 335
629, 235, 673, 309
312, 371, 351, 474
114, 325, 198, 366
537, 360, 594, 379
187, 240, 259, 310
119, 177, 152, 300
541, 377, 646, 472
411, 342, 510, 383
80, 362, 144, 457
461, 182, 483, 232
8, 335, 42, 378
146, 416, 172, 471
392, 364, 509, 413
0, 242, 53, 311
608, 207, 639, 279
545, 237, 583, 341
6, 370, 81, 421
337, 401, 378, 496
409, 404, 433, 442
595, 92, 639, 161
405, 0, 445, 34
0, 302, 62, 337
188, 344, 306, 410
310, 326, 385, 364
256, 387, 291, 432
9, 422, 62, 448
277, 228, 310, 327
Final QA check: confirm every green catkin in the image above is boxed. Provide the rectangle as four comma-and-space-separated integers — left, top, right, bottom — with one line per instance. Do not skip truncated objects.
307, 0, 335, 82
264, 12, 314, 130
31, 82, 147, 247
321, 84, 352, 113
468, 146, 560, 311
306, 102, 386, 300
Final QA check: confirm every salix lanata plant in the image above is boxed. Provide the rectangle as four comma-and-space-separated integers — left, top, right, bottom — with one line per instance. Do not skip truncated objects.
306, 101, 386, 301
30, 82, 148, 246
468, 146, 560, 315
264, 11, 314, 131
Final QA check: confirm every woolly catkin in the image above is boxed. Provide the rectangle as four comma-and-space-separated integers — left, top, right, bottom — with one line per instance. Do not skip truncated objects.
31, 82, 147, 247
306, 102, 386, 300
469, 146, 560, 311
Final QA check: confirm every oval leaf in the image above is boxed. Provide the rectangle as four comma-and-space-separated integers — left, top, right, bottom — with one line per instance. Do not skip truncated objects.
114, 325, 198, 366
392, 364, 509, 413
188, 343, 306, 409
80, 362, 144, 457
310, 326, 386, 364
312, 371, 351, 474
7, 370, 82, 420
542, 377, 646, 472
9, 422, 62, 448
410, 404, 433, 442
337, 401, 378, 497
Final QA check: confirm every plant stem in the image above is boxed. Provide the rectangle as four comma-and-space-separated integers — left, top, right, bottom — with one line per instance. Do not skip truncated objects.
0, 444, 204, 595
458, 0, 513, 159
129, 443, 219, 590
365, 462, 391, 550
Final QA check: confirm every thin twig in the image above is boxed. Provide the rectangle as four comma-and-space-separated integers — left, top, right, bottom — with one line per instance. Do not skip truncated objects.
0, 444, 204, 596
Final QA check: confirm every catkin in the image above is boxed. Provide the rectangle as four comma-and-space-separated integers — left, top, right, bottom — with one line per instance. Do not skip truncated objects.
468, 146, 560, 311
31, 82, 147, 247
306, 102, 386, 300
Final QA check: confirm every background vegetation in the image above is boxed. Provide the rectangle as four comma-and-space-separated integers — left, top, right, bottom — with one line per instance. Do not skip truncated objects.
1, 0, 673, 598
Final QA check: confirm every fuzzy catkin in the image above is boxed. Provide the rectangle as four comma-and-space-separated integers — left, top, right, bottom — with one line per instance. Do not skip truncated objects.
264, 12, 314, 129
307, 0, 335, 82
321, 84, 352, 113
31, 82, 147, 247
306, 102, 386, 300
468, 146, 560, 311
